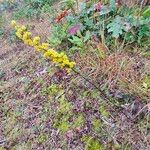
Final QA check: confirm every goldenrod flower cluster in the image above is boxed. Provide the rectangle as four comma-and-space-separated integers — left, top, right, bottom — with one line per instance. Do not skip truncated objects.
44, 50, 76, 70
11, 20, 76, 71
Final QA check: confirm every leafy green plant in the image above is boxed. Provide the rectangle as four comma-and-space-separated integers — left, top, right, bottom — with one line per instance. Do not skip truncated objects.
12, 5, 35, 20
109, 0, 116, 10
107, 15, 127, 38
68, 30, 91, 53
49, 1, 149, 53
13, 0, 59, 19
68, 35, 84, 51
48, 23, 68, 48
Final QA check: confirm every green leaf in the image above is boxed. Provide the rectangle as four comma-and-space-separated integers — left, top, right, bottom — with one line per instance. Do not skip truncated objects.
84, 17, 94, 28
68, 36, 84, 47
83, 31, 90, 42
100, 6, 111, 15
143, 6, 150, 17
107, 16, 125, 38
110, 0, 116, 11
72, 36, 82, 42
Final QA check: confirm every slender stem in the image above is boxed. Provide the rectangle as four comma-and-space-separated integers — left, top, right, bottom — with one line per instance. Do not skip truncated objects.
72, 68, 131, 119
72, 68, 101, 91
72, 68, 110, 102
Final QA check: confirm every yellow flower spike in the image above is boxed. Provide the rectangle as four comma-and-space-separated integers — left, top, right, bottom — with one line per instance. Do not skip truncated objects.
34, 45, 41, 51
15, 25, 20, 30
24, 40, 29, 45
28, 39, 33, 46
16, 33, 22, 39
43, 50, 52, 58
16, 28, 25, 36
34, 36, 40, 41
63, 59, 69, 64
57, 58, 63, 63
27, 32, 31, 37
41, 43, 49, 50
12, 21, 76, 71
16, 30, 21, 36
50, 51, 58, 58
33, 36, 40, 46
50, 49, 57, 53
61, 63, 66, 67
11, 20, 17, 27
21, 25, 26, 31
52, 58, 58, 63
22, 32, 31, 41
62, 54, 68, 60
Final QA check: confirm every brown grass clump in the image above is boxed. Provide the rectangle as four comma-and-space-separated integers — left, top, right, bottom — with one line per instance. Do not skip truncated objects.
75, 41, 140, 94
117, 0, 149, 7
100, 53, 138, 89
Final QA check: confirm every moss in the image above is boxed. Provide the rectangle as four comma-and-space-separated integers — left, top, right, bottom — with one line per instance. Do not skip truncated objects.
82, 136, 102, 150
72, 114, 85, 128
59, 96, 73, 113
37, 133, 48, 144
142, 75, 150, 89
91, 89, 100, 99
11, 142, 32, 150
42, 83, 59, 95
99, 105, 109, 118
57, 122, 71, 133
92, 118, 102, 133
53, 95, 85, 133
53, 95, 72, 133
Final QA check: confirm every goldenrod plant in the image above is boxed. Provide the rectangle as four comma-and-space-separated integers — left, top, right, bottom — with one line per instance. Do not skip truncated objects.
11, 20, 76, 72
